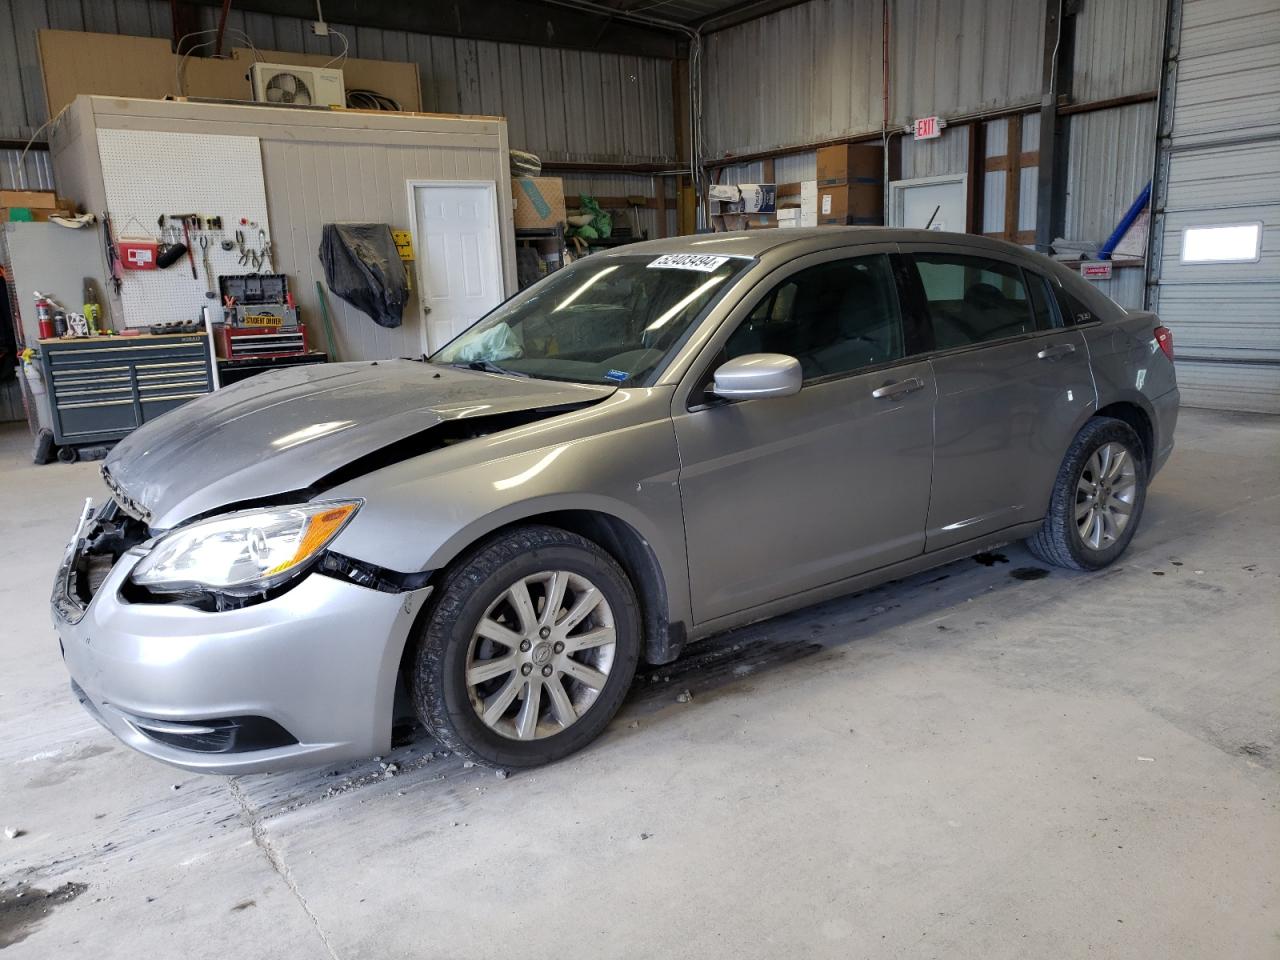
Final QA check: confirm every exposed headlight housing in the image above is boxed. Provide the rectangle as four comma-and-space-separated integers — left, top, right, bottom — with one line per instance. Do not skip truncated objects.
130, 501, 360, 596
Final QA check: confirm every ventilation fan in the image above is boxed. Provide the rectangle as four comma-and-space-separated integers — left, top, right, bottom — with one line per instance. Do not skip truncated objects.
249, 62, 345, 108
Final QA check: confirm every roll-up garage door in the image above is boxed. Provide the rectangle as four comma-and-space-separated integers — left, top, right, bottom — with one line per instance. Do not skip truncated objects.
1149, 0, 1280, 413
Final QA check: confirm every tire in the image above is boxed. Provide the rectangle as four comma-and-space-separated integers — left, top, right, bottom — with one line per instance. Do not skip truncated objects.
410, 524, 641, 768
1026, 416, 1147, 571
56, 445, 79, 464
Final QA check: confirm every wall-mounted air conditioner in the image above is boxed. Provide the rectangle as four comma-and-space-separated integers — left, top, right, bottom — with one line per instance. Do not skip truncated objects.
249, 63, 345, 108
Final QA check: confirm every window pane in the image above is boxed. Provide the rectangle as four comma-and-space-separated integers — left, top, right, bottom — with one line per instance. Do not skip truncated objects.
1025, 271, 1058, 329
725, 255, 904, 380
912, 253, 1036, 348
1181, 223, 1261, 263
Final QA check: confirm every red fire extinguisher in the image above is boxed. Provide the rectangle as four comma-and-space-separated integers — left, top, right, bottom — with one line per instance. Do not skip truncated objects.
36, 298, 55, 339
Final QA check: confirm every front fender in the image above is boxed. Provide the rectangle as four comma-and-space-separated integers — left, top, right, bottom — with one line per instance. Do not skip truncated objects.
324, 405, 692, 629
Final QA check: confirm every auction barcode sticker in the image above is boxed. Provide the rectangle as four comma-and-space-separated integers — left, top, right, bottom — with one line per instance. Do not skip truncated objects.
648, 254, 730, 272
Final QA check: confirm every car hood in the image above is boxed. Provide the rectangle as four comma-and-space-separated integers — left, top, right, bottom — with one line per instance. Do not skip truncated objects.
102, 360, 616, 529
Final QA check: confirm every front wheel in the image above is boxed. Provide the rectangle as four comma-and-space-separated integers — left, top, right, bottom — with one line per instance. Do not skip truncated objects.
411, 525, 641, 768
1026, 417, 1148, 571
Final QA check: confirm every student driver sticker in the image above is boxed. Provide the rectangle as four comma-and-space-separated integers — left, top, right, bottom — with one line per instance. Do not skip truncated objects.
648, 254, 730, 272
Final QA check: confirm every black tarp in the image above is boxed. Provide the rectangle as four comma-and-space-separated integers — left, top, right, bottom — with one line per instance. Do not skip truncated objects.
318, 223, 409, 328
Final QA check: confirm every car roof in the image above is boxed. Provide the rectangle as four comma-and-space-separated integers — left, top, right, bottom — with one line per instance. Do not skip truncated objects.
601, 227, 1043, 262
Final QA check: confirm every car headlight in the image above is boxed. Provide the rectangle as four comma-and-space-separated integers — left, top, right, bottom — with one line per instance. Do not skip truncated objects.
130, 501, 360, 595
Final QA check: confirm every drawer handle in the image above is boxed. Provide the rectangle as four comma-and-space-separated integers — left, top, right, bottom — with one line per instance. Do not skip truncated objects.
57, 399, 136, 410
140, 392, 205, 403
52, 365, 131, 376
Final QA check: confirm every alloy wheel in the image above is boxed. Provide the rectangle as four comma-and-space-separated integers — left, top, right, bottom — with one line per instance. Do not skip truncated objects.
1074, 441, 1138, 550
464, 571, 617, 741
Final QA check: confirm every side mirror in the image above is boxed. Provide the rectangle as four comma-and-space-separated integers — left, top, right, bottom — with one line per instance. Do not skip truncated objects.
710, 353, 802, 400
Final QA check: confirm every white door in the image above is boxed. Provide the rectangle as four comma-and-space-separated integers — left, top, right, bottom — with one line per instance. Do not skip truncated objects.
411, 182, 504, 353
890, 175, 968, 233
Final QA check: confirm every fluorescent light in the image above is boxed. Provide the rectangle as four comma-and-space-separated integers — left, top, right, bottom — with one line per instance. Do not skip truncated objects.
1181, 223, 1262, 264
643, 275, 727, 333
554, 265, 619, 312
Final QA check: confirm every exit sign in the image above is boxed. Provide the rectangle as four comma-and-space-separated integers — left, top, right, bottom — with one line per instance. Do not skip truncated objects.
913, 116, 943, 140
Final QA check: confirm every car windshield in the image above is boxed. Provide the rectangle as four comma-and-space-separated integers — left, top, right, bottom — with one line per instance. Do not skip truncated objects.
431, 253, 751, 385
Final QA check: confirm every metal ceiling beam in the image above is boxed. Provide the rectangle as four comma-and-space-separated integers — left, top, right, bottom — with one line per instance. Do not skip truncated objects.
180, 0, 687, 59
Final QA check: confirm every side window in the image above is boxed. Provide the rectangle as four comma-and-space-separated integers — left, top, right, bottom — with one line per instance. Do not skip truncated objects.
724, 254, 905, 381
1054, 286, 1097, 326
911, 253, 1037, 348
1025, 271, 1060, 329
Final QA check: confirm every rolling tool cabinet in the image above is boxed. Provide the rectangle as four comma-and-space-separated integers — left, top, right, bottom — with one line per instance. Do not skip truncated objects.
40, 334, 214, 450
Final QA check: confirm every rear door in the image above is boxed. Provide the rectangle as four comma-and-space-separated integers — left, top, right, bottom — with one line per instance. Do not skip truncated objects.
672, 247, 936, 624
899, 246, 1096, 551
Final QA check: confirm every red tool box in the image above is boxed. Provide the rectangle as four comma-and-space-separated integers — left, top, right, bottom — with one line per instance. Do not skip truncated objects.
214, 324, 309, 360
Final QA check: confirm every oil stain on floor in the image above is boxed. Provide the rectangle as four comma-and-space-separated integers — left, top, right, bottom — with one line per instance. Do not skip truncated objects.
0, 881, 87, 949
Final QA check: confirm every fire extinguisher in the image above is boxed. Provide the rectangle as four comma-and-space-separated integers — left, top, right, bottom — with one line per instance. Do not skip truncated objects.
36, 297, 55, 340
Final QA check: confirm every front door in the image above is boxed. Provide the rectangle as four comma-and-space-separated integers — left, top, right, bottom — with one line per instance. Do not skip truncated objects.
673, 250, 936, 624
411, 182, 505, 353
900, 246, 1096, 550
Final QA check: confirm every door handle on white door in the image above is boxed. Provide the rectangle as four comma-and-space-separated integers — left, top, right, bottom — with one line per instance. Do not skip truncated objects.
1037, 343, 1076, 361
871, 376, 926, 400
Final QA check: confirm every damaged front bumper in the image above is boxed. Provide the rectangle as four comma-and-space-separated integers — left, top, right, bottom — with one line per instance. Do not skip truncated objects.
51, 505, 433, 775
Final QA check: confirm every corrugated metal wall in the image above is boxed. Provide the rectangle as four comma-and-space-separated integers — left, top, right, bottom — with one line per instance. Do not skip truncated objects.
1072, 0, 1166, 101
1149, 0, 1280, 413
0, 0, 675, 166
703, 0, 1045, 159
899, 125, 969, 180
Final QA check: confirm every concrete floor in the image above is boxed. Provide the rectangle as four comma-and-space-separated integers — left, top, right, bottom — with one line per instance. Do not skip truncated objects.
0, 406, 1276, 958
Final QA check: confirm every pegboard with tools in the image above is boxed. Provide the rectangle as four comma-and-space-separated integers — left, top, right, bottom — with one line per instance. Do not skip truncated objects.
96, 129, 274, 328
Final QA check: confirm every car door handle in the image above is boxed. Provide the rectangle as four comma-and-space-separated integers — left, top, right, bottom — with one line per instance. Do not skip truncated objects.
1037, 343, 1076, 361
871, 377, 925, 400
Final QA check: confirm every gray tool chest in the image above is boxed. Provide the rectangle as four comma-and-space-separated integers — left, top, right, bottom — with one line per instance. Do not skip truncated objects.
41, 334, 214, 448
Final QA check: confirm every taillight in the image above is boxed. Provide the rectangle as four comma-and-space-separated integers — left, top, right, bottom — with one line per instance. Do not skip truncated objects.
1154, 325, 1174, 362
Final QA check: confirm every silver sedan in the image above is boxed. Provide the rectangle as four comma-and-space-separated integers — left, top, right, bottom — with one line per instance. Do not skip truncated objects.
52, 228, 1179, 772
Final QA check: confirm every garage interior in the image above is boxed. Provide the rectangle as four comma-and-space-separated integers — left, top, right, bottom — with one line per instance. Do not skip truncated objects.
1, 0, 1276, 956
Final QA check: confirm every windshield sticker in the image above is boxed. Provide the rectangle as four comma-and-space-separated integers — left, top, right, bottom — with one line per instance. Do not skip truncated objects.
604, 369, 630, 382
648, 254, 730, 272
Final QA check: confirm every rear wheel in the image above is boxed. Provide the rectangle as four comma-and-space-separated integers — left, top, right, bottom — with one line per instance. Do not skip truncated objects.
1026, 417, 1147, 571
411, 525, 641, 768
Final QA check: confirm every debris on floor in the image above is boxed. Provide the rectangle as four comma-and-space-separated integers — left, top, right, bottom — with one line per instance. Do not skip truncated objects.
675, 689, 693, 703
3, 826, 21, 840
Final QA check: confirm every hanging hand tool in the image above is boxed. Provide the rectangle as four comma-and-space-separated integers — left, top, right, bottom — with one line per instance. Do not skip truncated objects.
181, 217, 197, 278
258, 229, 273, 272
199, 234, 215, 293
102, 213, 123, 295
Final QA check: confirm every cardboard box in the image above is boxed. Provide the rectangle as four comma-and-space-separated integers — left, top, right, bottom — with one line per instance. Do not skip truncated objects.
817, 183, 883, 225
512, 177, 567, 230
816, 144, 883, 187
37, 30, 423, 119
0, 190, 63, 209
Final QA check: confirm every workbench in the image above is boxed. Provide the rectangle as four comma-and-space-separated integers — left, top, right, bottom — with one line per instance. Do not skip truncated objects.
40, 333, 214, 453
